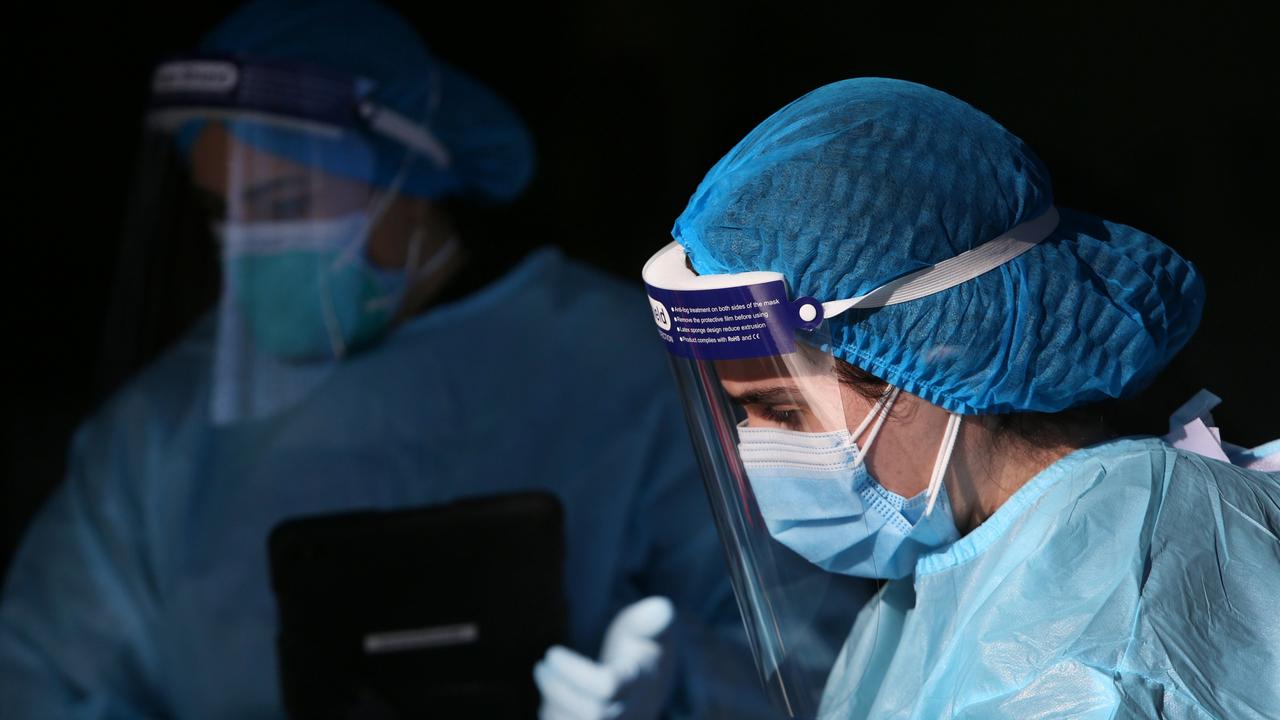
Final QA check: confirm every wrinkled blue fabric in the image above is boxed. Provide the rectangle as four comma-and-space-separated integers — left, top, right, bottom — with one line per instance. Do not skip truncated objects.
0, 250, 766, 719
673, 78, 1203, 414
195, 0, 534, 201
819, 437, 1280, 719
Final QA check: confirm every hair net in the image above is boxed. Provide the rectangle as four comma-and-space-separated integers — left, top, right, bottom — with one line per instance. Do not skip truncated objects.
673, 78, 1203, 414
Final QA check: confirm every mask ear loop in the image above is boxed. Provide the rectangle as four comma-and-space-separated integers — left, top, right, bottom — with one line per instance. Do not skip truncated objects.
332, 159, 414, 270
849, 387, 892, 440
361, 227, 424, 314
363, 231, 461, 314
321, 151, 419, 356
852, 387, 901, 467
317, 263, 349, 359
924, 413, 963, 515
410, 234, 460, 281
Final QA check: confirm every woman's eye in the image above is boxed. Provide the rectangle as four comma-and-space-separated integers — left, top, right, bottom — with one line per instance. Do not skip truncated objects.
761, 406, 803, 429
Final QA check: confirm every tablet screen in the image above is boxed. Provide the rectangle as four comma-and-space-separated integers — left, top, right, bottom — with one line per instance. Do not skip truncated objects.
268, 491, 566, 719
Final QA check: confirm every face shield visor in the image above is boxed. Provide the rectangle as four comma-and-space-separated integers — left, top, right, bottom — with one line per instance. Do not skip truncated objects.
642, 243, 885, 717
640, 212, 1058, 716
117, 56, 457, 423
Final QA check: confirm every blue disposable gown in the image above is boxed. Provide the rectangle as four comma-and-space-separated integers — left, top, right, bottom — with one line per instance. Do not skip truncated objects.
0, 249, 766, 719
819, 437, 1280, 719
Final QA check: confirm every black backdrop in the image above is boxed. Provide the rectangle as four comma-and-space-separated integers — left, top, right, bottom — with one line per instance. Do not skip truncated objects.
5, 0, 1278, 578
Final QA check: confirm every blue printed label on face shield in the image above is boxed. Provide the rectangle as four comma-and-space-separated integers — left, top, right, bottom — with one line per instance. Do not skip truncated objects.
645, 281, 802, 360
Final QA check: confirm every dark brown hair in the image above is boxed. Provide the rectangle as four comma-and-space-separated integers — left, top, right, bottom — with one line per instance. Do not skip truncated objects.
834, 359, 1113, 452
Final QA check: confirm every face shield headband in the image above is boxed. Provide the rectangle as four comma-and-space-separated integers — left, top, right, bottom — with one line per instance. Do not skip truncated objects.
644, 207, 1060, 514
147, 55, 452, 170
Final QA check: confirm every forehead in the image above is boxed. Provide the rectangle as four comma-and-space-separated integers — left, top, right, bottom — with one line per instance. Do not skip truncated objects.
715, 342, 831, 380
715, 356, 795, 386
715, 346, 837, 400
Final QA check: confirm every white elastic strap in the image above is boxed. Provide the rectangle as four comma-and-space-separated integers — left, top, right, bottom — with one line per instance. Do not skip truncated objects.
413, 234, 460, 281
363, 228, 425, 313
317, 265, 348, 359
405, 228, 424, 275
360, 101, 452, 169
322, 161, 412, 354
853, 387, 901, 467
822, 207, 1060, 317
924, 413, 963, 515
362, 234, 462, 315
333, 148, 416, 270
849, 386, 895, 440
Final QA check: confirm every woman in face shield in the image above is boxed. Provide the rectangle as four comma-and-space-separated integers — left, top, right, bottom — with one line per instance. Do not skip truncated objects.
642, 77, 1280, 720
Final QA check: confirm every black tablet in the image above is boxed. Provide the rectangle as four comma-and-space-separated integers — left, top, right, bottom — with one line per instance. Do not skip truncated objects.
268, 491, 566, 719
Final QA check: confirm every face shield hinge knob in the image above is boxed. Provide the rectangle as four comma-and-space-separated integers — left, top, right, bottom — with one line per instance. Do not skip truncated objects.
791, 297, 824, 330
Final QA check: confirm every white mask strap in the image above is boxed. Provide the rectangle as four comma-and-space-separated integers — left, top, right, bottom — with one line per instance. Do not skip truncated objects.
850, 386, 894, 439
317, 266, 348, 359
411, 234, 460, 283
334, 148, 416, 269
403, 227, 424, 274
323, 165, 415, 354
925, 413, 963, 515
362, 233, 462, 317
853, 387, 901, 467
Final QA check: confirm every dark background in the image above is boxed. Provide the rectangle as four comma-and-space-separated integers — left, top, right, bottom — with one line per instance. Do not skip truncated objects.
5, 0, 1278, 580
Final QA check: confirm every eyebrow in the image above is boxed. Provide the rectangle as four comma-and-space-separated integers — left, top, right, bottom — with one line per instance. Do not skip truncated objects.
726, 385, 806, 406
241, 175, 309, 203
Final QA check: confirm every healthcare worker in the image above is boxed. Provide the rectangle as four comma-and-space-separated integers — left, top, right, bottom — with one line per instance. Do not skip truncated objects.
641, 77, 1280, 719
0, 2, 794, 718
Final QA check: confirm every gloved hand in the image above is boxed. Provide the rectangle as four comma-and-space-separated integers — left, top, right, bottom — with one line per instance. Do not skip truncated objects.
533, 596, 677, 720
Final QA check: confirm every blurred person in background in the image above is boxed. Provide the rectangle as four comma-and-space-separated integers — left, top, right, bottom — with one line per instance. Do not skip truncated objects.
0, 1, 841, 717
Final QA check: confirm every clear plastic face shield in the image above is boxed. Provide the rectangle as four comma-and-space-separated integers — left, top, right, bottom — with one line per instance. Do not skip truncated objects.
642, 243, 880, 717
640, 211, 1059, 716
118, 56, 457, 423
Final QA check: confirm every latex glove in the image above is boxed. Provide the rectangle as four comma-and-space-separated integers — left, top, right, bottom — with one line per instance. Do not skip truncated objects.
533, 596, 677, 720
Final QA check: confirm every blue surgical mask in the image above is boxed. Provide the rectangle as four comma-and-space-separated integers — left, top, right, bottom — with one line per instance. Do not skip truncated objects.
738, 411, 961, 580
216, 213, 409, 362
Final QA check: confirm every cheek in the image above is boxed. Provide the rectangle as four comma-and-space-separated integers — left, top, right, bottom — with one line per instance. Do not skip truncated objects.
859, 399, 951, 498
838, 381, 885, 435
841, 396, 879, 434
364, 215, 415, 269
863, 433, 933, 498
363, 198, 428, 269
